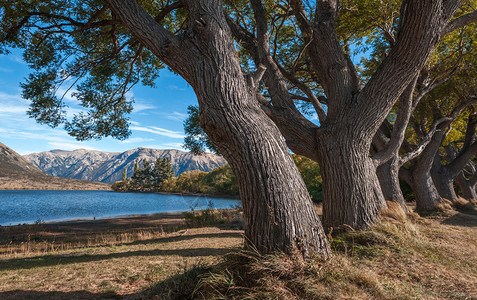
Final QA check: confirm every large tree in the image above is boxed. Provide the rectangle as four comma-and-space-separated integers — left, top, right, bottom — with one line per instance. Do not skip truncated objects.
217, 0, 475, 228
0, 0, 331, 258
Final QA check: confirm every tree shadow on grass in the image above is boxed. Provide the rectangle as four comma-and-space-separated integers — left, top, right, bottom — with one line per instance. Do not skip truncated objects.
0, 246, 233, 272
440, 212, 477, 227
0, 290, 121, 300
123, 231, 243, 247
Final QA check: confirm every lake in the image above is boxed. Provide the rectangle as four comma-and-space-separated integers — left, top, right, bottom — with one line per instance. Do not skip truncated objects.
0, 190, 241, 226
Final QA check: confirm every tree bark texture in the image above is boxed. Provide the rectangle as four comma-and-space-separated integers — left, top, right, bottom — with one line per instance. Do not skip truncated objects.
376, 157, 408, 211
431, 118, 477, 202
432, 164, 458, 201
107, 0, 331, 259
455, 172, 477, 200
410, 172, 443, 211
317, 126, 386, 229
409, 134, 445, 211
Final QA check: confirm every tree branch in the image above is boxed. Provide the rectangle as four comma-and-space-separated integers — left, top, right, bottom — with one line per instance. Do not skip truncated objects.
273, 59, 327, 123
372, 76, 417, 166
461, 112, 477, 153
288, 0, 360, 114
399, 117, 451, 166
357, 0, 452, 135
105, 0, 187, 72
442, 9, 477, 35
154, 0, 185, 23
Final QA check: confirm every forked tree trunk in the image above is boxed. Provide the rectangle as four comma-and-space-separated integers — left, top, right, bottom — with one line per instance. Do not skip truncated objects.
406, 129, 446, 212
107, 0, 331, 259
432, 140, 477, 202
318, 129, 386, 230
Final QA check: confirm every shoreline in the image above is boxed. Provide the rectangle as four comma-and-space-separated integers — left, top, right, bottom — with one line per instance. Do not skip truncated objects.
112, 189, 240, 199
0, 207, 240, 228
155, 191, 240, 199
42, 211, 186, 226
0, 188, 238, 198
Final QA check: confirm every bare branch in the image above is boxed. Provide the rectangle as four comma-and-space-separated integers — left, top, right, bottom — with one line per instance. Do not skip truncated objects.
442, 10, 477, 36
154, 0, 185, 23
399, 117, 451, 165
373, 76, 417, 166
252, 64, 267, 87
273, 59, 327, 123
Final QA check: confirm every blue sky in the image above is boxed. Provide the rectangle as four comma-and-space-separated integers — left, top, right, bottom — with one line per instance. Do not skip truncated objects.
0, 48, 361, 156
0, 50, 199, 155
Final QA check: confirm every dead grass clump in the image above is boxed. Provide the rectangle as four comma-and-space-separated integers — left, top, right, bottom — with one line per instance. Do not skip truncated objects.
184, 250, 401, 300
183, 208, 243, 229
438, 198, 454, 211
380, 201, 407, 222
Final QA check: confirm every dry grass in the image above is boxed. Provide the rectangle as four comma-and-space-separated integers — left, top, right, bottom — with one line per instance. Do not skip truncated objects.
0, 226, 243, 299
180, 206, 477, 300
1, 205, 476, 299
380, 201, 407, 222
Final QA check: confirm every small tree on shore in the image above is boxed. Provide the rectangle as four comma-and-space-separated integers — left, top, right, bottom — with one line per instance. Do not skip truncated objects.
113, 158, 174, 192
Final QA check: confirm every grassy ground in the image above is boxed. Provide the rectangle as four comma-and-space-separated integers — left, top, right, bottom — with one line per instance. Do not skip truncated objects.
0, 204, 476, 299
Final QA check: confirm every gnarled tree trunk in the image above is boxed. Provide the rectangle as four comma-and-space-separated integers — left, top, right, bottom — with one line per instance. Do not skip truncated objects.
431, 163, 458, 201
107, 0, 331, 259
409, 144, 444, 211
317, 126, 386, 229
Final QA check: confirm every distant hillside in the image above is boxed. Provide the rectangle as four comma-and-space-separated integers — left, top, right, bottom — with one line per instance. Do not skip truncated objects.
0, 143, 110, 190
25, 148, 227, 183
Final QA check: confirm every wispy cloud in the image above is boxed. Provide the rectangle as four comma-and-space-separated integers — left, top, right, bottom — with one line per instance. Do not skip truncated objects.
167, 112, 188, 122
0, 91, 25, 102
0, 67, 13, 73
119, 137, 155, 144
7, 130, 71, 143
56, 86, 78, 103
145, 143, 185, 150
0, 105, 29, 115
168, 84, 186, 91
129, 120, 141, 126
133, 103, 157, 113
10, 55, 26, 65
130, 126, 185, 139
163, 142, 185, 149
0, 92, 30, 116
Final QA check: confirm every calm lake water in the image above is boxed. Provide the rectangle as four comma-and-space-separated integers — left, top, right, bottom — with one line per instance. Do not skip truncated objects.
0, 190, 241, 226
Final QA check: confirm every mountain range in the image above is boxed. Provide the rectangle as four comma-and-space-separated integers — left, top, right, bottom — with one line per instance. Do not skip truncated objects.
0, 142, 109, 190
24, 148, 227, 183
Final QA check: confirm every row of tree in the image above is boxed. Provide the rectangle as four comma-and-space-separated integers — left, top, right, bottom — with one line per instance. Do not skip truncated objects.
2, 0, 476, 260
112, 158, 174, 192
131, 155, 322, 201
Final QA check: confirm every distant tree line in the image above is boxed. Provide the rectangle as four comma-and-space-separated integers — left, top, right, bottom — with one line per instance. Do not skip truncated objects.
121, 155, 323, 202
112, 158, 174, 192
